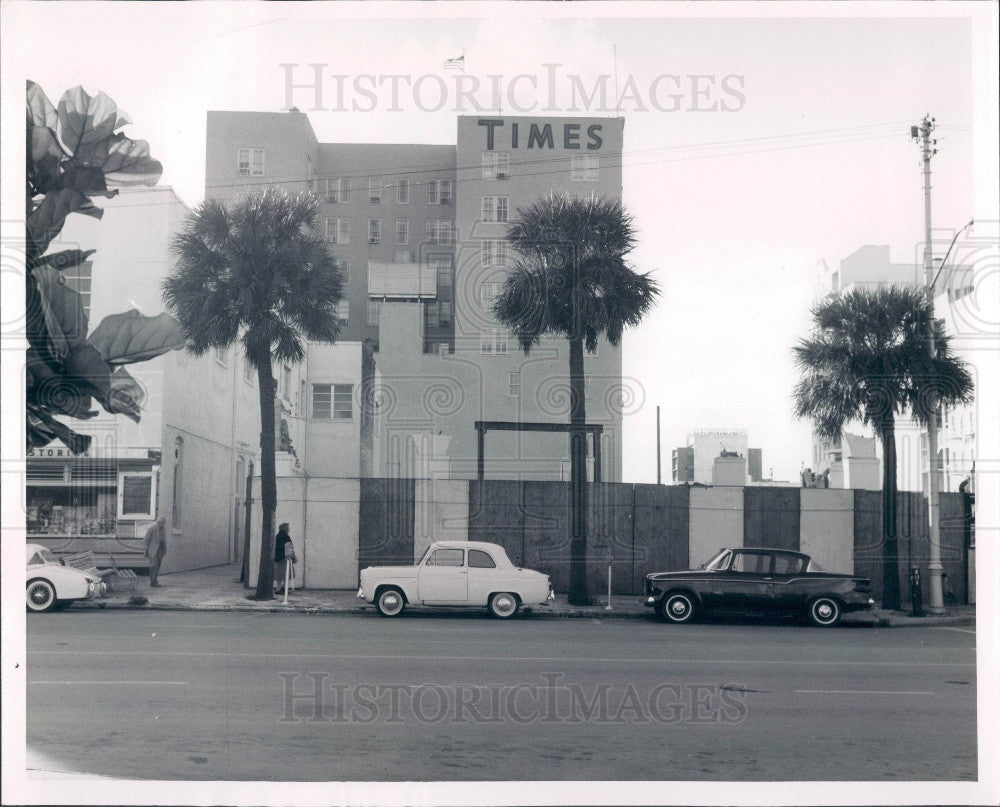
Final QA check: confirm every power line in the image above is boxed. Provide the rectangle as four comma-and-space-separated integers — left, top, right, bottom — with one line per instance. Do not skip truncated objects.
206, 125, 910, 196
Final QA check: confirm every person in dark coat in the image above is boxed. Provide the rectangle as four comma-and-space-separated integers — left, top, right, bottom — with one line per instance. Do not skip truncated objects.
274, 523, 297, 594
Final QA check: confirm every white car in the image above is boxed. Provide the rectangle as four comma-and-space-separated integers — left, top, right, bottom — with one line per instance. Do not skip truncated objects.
26, 544, 107, 612
358, 540, 555, 619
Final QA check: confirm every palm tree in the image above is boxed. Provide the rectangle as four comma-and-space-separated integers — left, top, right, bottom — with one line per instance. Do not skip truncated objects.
793, 285, 973, 610
163, 188, 343, 599
493, 195, 659, 605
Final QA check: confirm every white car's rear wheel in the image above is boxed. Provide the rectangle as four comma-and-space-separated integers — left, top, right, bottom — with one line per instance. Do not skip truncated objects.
26, 579, 57, 613
375, 587, 405, 617
488, 592, 519, 619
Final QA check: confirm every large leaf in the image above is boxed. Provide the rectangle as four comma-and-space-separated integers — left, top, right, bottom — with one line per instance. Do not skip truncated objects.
102, 135, 163, 186
88, 309, 186, 365
26, 80, 58, 130
27, 189, 104, 257
30, 265, 90, 360
56, 86, 121, 157
26, 350, 94, 419
26, 405, 92, 454
106, 367, 144, 421
36, 249, 96, 272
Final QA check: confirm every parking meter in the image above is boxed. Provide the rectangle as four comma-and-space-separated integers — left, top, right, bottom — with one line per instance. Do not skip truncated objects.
909, 565, 924, 617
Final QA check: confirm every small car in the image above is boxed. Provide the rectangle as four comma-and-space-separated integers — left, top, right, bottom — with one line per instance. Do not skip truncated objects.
358, 540, 555, 619
643, 547, 875, 627
26, 543, 107, 612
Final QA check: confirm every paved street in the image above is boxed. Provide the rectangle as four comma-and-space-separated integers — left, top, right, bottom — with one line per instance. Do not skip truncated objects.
26, 611, 976, 781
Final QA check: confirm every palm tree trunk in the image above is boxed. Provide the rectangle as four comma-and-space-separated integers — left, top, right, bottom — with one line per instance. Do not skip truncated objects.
880, 416, 901, 610
568, 335, 591, 606
253, 352, 277, 600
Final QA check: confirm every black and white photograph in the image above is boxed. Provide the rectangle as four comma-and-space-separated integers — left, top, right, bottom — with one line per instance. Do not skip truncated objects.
1, 2, 997, 805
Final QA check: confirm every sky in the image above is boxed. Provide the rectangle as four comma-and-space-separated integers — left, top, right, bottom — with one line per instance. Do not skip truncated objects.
2, 2, 990, 483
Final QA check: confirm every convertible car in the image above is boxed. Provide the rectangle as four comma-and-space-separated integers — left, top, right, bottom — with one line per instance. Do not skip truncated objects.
26, 543, 107, 612
358, 540, 555, 619
643, 547, 875, 627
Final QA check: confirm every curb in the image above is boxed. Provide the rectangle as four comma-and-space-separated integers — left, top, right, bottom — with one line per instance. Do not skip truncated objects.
66, 600, 976, 627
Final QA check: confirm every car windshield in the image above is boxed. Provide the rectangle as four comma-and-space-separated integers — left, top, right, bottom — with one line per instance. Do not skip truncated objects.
806, 558, 827, 572
416, 545, 432, 566
703, 549, 732, 571
30, 548, 58, 565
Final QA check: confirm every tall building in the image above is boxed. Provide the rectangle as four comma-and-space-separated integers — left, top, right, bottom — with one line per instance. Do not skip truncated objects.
205, 111, 626, 481
671, 430, 765, 486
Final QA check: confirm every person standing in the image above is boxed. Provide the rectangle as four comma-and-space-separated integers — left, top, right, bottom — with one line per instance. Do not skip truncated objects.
274, 523, 297, 595
144, 517, 167, 587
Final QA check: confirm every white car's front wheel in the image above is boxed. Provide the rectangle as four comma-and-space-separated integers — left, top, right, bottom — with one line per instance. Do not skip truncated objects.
488, 592, 519, 619
26, 578, 57, 613
375, 587, 405, 617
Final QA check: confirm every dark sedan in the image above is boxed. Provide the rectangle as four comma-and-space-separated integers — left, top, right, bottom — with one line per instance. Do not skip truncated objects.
643, 547, 875, 627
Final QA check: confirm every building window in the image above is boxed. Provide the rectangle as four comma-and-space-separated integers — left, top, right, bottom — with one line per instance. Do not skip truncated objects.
482, 152, 510, 180
326, 178, 350, 203
480, 329, 507, 355
326, 218, 350, 244
481, 281, 503, 309
436, 262, 452, 288
214, 346, 228, 366
395, 218, 409, 245
118, 471, 156, 520
368, 300, 381, 326
62, 260, 94, 321
368, 219, 381, 244
334, 384, 353, 419
369, 178, 381, 203
571, 155, 599, 181
426, 180, 439, 204
237, 148, 264, 176
482, 196, 509, 223
440, 179, 453, 204
312, 383, 353, 419
509, 372, 520, 397
337, 300, 350, 325
424, 301, 453, 329
426, 220, 454, 245
171, 436, 183, 525
397, 178, 410, 204
482, 241, 508, 268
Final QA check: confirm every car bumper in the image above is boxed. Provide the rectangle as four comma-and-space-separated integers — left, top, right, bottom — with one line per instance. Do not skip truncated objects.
842, 596, 876, 613
643, 595, 657, 607
356, 587, 365, 600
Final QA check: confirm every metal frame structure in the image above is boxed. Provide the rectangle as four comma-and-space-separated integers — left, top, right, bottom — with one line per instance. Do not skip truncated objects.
473, 421, 604, 482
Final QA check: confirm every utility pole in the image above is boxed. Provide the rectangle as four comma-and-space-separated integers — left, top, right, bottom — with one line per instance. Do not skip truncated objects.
656, 405, 661, 484
912, 115, 946, 614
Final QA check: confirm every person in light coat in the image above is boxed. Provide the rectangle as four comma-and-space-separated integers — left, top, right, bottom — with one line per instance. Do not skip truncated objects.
144, 517, 167, 587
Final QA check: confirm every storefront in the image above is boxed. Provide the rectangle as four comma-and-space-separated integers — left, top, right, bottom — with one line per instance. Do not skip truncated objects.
26, 442, 161, 567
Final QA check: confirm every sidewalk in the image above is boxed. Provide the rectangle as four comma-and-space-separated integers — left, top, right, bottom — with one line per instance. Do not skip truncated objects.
70, 563, 977, 628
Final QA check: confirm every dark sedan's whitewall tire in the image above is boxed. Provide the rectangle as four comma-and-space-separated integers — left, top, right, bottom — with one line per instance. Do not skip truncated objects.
26, 579, 57, 613
807, 597, 841, 627
656, 592, 696, 624
488, 592, 519, 619
375, 587, 405, 617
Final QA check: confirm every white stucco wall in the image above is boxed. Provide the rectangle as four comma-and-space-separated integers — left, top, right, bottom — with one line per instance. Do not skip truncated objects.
688, 487, 744, 566
799, 488, 854, 574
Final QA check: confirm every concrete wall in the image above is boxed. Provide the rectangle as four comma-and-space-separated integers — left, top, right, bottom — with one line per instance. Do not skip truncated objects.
303, 341, 365, 478
799, 488, 854, 574
689, 487, 744, 568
